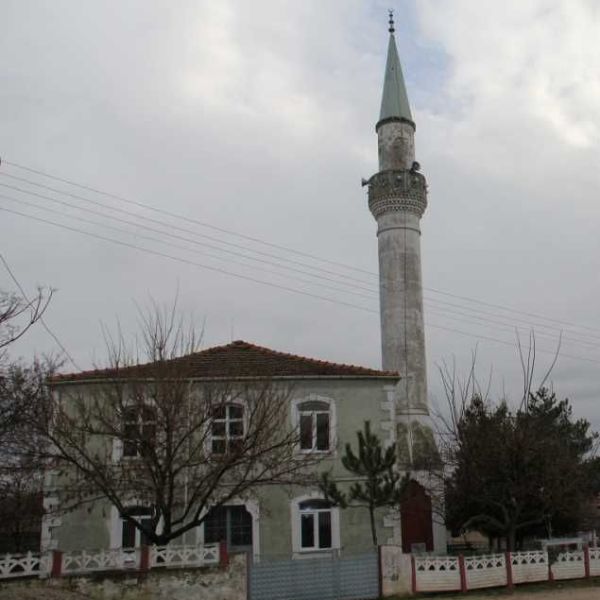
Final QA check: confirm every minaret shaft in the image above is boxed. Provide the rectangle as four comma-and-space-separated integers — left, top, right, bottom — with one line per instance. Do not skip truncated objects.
366, 31, 428, 413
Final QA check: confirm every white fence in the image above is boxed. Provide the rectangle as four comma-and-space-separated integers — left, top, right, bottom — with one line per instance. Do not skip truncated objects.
0, 552, 50, 579
0, 543, 222, 581
511, 550, 548, 584
150, 543, 220, 568
413, 556, 461, 592
62, 548, 141, 575
590, 548, 600, 577
464, 553, 506, 589
408, 547, 600, 595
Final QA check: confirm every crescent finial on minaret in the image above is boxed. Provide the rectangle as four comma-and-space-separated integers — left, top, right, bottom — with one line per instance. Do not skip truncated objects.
388, 9, 395, 34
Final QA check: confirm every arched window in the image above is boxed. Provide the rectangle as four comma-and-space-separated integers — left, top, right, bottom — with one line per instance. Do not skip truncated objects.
203, 505, 253, 552
294, 397, 335, 453
211, 403, 244, 454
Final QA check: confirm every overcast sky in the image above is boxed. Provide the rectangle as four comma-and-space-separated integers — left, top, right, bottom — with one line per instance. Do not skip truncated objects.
2, 1, 600, 426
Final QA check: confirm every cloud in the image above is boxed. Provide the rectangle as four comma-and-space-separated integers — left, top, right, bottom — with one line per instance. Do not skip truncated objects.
1, 0, 599, 426
419, 0, 600, 148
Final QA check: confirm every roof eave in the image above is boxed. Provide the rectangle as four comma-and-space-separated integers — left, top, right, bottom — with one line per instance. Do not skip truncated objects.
49, 373, 400, 386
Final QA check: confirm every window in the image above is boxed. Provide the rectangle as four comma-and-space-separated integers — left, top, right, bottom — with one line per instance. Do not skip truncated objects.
211, 404, 244, 454
122, 405, 156, 458
121, 506, 153, 549
203, 505, 252, 551
298, 400, 330, 452
299, 500, 333, 550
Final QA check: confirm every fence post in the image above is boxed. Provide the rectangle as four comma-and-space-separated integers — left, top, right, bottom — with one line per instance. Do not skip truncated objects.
459, 554, 467, 593
411, 554, 417, 594
50, 550, 63, 578
548, 552, 554, 582
219, 541, 229, 568
139, 545, 150, 572
505, 551, 513, 589
584, 546, 591, 579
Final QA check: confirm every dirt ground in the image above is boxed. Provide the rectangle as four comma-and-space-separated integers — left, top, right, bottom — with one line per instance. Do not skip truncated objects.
441, 584, 600, 600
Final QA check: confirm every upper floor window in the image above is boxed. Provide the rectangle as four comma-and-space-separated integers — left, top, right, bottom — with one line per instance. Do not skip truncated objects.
211, 404, 244, 454
297, 400, 331, 452
122, 405, 156, 458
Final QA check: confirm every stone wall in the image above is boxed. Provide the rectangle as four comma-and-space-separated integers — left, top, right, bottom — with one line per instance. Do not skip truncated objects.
0, 553, 247, 600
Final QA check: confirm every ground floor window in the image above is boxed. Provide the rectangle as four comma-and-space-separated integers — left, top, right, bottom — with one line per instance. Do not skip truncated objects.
204, 505, 252, 552
121, 506, 153, 549
300, 499, 332, 549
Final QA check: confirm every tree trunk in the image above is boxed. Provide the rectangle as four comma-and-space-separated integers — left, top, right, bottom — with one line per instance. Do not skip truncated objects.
369, 505, 378, 546
507, 527, 516, 552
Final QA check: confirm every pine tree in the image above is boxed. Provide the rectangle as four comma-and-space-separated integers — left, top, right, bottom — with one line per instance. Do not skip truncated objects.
320, 421, 408, 546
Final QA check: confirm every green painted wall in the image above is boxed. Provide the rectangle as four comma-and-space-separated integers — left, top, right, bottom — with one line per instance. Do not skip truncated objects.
50, 377, 399, 556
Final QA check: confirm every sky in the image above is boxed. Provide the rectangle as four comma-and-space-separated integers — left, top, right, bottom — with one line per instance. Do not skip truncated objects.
1, 1, 600, 427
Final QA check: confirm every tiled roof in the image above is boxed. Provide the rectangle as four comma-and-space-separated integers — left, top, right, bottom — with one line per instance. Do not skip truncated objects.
51, 340, 398, 383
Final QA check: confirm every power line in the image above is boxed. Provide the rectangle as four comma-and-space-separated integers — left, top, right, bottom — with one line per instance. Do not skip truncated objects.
1, 159, 378, 276
0, 171, 375, 287
5, 176, 600, 352
3, 202, 600, 366
7, 188, 600, 353
3, 159, 600, 339
0, 204, 379, 314
0, 251, 81, 370
7, 180, 600, 353
0, 187, 378, 298
0, 192, 378, 301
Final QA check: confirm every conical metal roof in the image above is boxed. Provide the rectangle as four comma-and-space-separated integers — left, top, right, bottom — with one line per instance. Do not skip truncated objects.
379, 32, 413, 124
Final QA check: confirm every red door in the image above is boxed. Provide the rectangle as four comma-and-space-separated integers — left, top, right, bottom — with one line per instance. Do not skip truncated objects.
401, 481, 433, 553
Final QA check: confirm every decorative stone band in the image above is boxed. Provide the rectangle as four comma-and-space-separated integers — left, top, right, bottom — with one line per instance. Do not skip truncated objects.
365, 169, 427, 218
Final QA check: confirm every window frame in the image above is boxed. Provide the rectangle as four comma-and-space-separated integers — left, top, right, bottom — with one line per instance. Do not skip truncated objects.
210, 402, 246, 456
203, 504, 253, 550
290, 494, 340, 556
196, 499, 260, 560
120, 506, 153, 549
109, 503, 157, 550
120, 403, 157, 459
291, 395, 336, 455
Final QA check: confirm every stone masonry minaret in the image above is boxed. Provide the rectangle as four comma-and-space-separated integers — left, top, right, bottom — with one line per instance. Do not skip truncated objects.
365, 15, 428, 417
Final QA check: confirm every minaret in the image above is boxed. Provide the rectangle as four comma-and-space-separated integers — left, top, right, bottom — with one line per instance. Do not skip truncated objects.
365, 13, 428, 417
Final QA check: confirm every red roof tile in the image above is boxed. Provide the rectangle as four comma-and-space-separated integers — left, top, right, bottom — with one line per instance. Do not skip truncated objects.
51, 340, 398, 383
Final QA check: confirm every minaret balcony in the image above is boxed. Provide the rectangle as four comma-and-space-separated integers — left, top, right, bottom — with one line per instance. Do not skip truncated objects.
364, 169, 428, 219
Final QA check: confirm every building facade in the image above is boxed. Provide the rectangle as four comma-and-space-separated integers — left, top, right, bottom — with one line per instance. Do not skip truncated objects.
42, 19, 444, 559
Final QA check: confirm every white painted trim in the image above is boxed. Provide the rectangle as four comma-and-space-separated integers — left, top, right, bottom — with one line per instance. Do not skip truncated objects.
290, 492, 340, 558
290, 394, 337, 455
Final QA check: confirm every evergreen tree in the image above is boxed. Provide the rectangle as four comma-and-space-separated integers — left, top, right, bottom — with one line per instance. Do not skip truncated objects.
320, 421, 408, 545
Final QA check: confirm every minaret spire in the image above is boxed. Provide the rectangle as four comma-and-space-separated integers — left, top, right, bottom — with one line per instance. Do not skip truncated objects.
379, 11, 413, 127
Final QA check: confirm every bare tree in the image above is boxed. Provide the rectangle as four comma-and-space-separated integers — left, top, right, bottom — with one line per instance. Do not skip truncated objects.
0, 358, 58, 551
35, 303, 322, 545
0, 288, 52, 362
